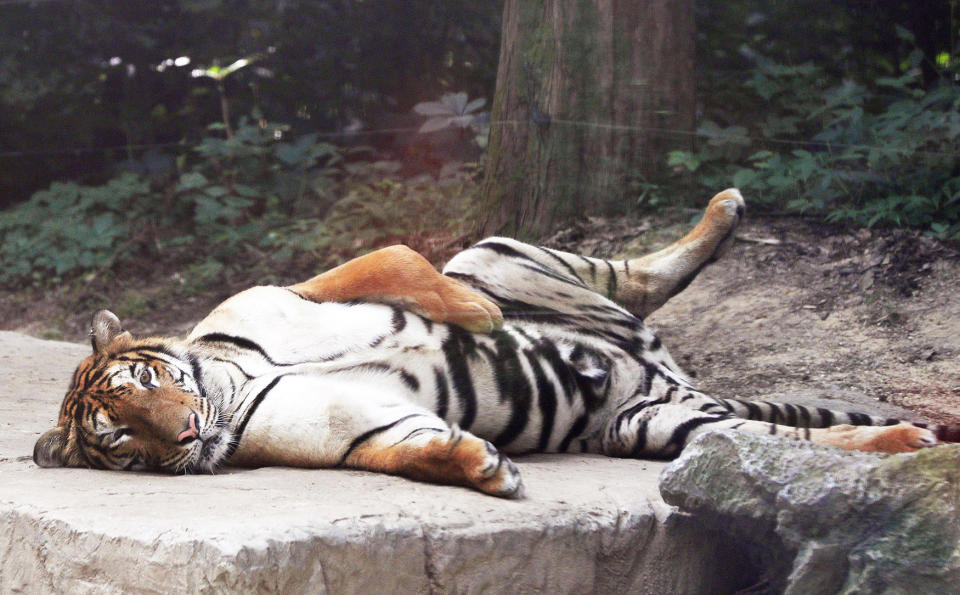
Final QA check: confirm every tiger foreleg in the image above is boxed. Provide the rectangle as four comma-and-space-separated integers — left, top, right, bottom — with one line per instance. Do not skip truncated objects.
340, 418, 524, 498
287, 245, 503, 333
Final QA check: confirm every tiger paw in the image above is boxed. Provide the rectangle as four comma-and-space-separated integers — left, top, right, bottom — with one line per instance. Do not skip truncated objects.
472, 440, 524, 498
425, 276, 503, 334
820, 423, 940, 454
444, 427, 524, 498
702, 188, 745, 261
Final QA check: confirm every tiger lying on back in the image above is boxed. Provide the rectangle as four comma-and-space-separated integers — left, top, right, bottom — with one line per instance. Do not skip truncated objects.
35, 189, 958, 497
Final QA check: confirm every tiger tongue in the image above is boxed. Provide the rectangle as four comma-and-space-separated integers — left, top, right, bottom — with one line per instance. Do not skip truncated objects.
177, 412, 199, 442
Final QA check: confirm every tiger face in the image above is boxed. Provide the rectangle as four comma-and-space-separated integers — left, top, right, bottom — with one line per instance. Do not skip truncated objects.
33, 310, 231, 473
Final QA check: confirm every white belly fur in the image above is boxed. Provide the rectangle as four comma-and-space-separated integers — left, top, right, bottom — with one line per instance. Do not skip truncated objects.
189, 286, 399, 363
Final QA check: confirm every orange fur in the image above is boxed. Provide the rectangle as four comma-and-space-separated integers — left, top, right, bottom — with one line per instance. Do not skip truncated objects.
815, 423, 936, 454
616, 189, 744, 318
287, 245, 503, 333
345, 430, 515, 496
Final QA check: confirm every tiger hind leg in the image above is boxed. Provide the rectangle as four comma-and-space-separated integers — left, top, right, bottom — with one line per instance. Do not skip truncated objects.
603, 393, 943, 459
521, 188, 745, 319
341, 419, 524, 498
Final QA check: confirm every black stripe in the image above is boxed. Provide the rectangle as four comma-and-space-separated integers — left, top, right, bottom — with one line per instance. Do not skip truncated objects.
167, 352, 206, 398
399, 369, 420, 391
535, 246, 587, 285
666, 416, 722, 450
629, 416, 650, 457
817, 408, 835, 426
528, 354, 557, 451
434, 367, 450, 420
225, 375, 285, 458
339, 413, 424, 464
603, 259, 617, 298
536, 336, 579, 404
847, 412, 872, 426
196, 333, 288, 366
490, 333, 532, 447
394, 426, 445, 445
442, 326, 478, 429
763, 401, 781, 424
784, 403, 799, 427
212, 357, 254, 380
558, 413, 589, 452
744, 401, 764, 420
578, 255, 597, 283
391, 306, 407, 333
518, 262, 591, 288
285, 287, 311, 301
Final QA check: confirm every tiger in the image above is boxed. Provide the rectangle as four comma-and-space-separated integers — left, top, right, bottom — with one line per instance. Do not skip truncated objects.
34, 189, 958, 498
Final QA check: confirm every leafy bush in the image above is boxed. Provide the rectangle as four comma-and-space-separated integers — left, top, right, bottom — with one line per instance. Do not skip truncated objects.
669, 41, 960, 239
0, 118, 482, 289
0, 174, 152, 284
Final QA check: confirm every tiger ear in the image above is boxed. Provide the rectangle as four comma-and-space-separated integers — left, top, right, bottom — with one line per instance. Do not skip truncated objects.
34, 427, 68, 468
90, 309, 130, 354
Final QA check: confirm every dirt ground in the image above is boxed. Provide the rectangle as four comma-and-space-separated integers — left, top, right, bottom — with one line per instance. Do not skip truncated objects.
545, 213, 960, 426
3, 212, 959, 426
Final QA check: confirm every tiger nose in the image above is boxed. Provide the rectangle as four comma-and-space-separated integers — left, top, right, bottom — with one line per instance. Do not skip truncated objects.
177, 412, 200, 443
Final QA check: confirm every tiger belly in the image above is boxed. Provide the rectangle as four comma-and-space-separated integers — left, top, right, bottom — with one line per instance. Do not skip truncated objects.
226, 374, 427, 468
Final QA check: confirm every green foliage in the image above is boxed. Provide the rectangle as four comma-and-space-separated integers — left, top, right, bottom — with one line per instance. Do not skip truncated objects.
669, 48, 960, 239
413, 92, 489, 147
0, 0, 502, 205
0, 174, 151, 284
0, 119, 481, 290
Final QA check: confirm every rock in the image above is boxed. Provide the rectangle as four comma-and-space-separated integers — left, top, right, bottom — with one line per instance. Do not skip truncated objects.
1, 331, 757, 593
659, 431, 960, 594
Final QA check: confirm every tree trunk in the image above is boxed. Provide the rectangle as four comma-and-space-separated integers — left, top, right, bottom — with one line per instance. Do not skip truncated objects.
480, 0, 695, 238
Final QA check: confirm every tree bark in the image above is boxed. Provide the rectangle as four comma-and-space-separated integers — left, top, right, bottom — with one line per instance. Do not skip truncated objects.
480, 0, 695, 238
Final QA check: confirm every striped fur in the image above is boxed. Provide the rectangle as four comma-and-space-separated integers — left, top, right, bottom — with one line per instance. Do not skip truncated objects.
35, 189, 954, 497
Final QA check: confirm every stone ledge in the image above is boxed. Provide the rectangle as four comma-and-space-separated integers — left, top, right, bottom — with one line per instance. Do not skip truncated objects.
0, 331, 750, 593
661, 431, 960, 594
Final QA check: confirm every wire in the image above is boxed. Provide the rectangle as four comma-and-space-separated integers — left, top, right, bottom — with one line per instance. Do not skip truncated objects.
0, 0, 71, 6
1, 118, 957, 159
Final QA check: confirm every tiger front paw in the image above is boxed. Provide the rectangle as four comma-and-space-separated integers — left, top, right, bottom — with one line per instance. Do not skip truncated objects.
443, 427, 524, 498
426, 276, 503, 334
472, 439, 524, 498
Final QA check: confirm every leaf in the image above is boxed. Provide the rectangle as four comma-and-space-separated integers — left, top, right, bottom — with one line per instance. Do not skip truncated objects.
464, 97, 486, 113
667, 150, 700, 172
733, 169, 758, 189
419, 117, 454, 133
894, 25, 916, 43
204, 185, 229, 197
413, 101, 453, 117
177, 172, 209, 192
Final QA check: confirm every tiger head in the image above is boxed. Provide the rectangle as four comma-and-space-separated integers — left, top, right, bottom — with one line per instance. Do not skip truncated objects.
33, 310, 231, 473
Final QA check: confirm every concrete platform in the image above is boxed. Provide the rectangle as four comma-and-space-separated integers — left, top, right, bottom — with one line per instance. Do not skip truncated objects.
0, 332, 750, 593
